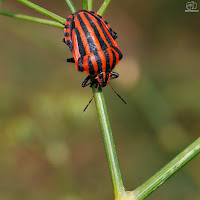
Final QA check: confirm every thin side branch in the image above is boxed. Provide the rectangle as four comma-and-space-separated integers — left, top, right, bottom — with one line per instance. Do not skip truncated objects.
131, 137, 200, 200
82, 0, 88, 10
0, 9, 64, 28
97, 0, 111, 16
65, 0, 77, 13
16, 0, 65, 24
88, 0, 93, 11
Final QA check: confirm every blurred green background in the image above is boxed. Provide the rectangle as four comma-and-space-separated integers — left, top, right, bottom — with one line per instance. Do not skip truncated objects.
0, 0, 200, 200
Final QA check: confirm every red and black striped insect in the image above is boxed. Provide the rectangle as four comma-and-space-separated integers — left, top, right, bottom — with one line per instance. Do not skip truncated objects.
63, 10, 126, 111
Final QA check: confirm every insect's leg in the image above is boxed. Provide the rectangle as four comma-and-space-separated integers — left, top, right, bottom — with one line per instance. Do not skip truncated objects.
82, 75, 91, 87
89, 80, 97, 87
110, 72, 119, 80
67, 58, 75, 63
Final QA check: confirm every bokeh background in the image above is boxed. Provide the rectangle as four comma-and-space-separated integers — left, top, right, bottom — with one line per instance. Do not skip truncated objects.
0, 0, 200, 200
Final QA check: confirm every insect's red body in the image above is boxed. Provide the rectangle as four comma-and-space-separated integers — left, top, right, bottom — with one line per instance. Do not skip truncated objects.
63, 10, 123, 87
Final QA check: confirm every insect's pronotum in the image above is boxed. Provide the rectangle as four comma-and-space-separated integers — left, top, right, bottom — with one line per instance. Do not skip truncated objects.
63, 10, 126, 111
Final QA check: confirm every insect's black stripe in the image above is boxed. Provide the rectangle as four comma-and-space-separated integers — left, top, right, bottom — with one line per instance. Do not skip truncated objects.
64, 15, 75, 52
65, 39, 73, 52
104, 20, 109, 25
94, 52, 102, 73
99, 73, 103, 84
84, 10, 111, 38
74, 29, 86, 56
70, 17, 75, 33
65, 24, 69, 29
108, 28, 113, 33
96, 20, 113, 46
83, 13, 107, 50
78, 57, 84, 72
112, 46, 123, 60
111, 50, 116, 70
65, 32, 69, 37
105, 73, 109, 84
88, 56, 95, 76
89, 11, 95, 15
103, 49, 110, 73
112, 31, 118, 40
77, 14, 98, 53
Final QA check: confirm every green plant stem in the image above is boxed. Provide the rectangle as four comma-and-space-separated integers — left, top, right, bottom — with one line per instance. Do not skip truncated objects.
65, 0, 77, 13
97, 0, 111, 16
82, 0, 88, 10
131, 137, 200, 200
92, 84, 125, 199
16, 0, 65, 24
0, 9, 64, 28
88, 0, 93, 11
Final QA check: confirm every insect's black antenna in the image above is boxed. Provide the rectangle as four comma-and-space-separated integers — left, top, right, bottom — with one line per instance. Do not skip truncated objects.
83, 84, 99, 112
108, 83, 126, 104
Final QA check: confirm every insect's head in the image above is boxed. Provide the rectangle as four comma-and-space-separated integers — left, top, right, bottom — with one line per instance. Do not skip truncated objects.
83, 72, 127, 112
96, 72, 111, 87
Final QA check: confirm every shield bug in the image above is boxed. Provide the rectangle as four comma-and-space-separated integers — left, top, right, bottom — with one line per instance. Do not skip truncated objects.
63, 10, 126, 111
